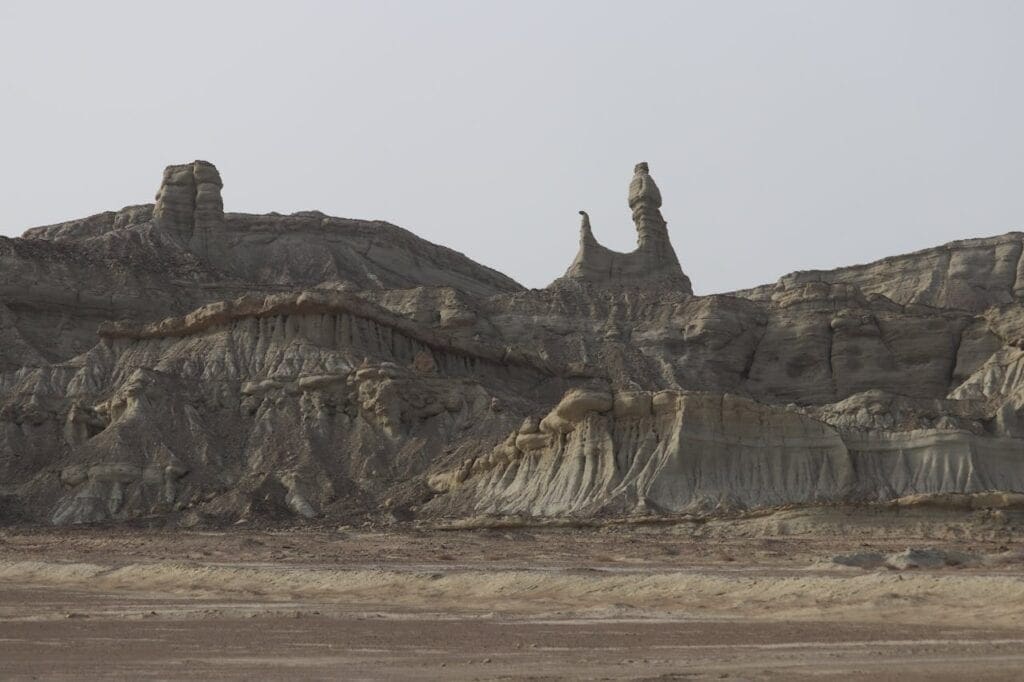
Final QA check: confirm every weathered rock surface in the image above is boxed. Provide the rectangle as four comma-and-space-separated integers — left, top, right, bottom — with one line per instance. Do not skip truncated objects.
430, 390, 854, 516
734, 232, 1024, 312
1, 159, 1023, 525
559, 163, 693, 291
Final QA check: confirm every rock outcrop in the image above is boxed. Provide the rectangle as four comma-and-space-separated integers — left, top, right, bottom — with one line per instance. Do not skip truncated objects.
559, 163, 693, 292
429, 390, 854, 516
153, 160, 225, 254
734, 232, 1024, 313
9, 161, 522, 364
2, 159, 1024, 526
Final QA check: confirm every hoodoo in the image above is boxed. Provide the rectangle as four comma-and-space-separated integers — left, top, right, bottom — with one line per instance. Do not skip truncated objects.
154, 160, 225, 254
558, 162, 693, 292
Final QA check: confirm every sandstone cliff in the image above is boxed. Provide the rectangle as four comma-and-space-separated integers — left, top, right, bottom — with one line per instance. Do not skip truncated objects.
1, 160, 1023, 525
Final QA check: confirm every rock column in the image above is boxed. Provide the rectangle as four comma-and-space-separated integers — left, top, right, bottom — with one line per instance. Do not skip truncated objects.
554, 162, 692, 291
154, 160, 224, 253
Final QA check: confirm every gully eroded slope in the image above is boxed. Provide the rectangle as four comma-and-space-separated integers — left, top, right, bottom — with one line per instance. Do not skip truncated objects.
1, 160, 1023, 524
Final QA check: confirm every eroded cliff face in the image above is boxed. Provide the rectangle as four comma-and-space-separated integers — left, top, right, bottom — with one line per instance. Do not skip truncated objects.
427, 390, 855, 516
733, 232, 1024, 313
1, 159, 1023, 525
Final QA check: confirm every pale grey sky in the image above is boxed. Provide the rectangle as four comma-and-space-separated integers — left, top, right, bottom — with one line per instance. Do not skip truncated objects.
1, 1, 1022, 293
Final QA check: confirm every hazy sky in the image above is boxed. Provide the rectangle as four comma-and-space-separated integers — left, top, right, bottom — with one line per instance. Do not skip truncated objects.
1, 1, 1022, 293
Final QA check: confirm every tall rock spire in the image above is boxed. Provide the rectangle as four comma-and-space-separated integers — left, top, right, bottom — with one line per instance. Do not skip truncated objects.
154, 160, 224, 255
556, 162, 692, 291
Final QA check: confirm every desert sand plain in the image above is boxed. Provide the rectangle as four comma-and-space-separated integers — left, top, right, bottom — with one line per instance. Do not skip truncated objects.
2, 503, 1023, 680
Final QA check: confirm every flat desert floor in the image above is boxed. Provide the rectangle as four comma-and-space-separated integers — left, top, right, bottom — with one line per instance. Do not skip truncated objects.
1, 506, 1023, 680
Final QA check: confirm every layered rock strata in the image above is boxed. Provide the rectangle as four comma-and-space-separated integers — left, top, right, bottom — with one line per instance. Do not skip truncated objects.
1, 159, 1023, 525
559, 163, 693, 292
153, 159, 225, 255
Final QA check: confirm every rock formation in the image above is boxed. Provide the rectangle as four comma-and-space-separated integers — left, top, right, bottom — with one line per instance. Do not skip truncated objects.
559, 162, 692, 291
153, 160, 225, 254
2, 159, 1024, 526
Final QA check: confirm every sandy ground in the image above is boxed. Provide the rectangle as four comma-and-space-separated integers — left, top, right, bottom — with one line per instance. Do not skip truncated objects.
1, 507, 1023, 680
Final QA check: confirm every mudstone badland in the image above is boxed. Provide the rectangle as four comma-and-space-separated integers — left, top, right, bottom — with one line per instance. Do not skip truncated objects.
2, 160, 1023, 526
